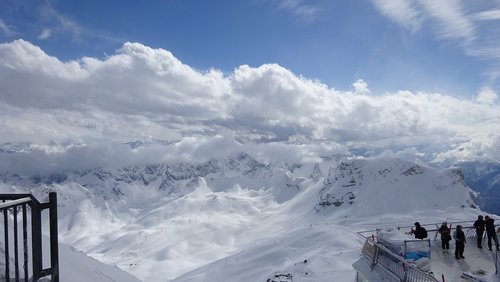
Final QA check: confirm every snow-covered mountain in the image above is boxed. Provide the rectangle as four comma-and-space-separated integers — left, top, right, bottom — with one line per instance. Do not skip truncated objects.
0, 149, 484, 281
457, 160, 500, 215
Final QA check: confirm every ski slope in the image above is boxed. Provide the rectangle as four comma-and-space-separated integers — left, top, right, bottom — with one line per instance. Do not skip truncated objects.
0, 156, 498, 281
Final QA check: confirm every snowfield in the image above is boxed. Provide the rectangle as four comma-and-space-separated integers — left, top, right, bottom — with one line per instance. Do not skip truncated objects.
1, 154, 498, 281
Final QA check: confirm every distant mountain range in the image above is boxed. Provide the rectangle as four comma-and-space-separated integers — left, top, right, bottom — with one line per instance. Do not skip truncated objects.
0, 142, 494, 281
456, 160, 500, 215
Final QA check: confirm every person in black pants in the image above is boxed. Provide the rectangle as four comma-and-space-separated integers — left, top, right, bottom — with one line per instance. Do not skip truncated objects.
474, 215, 485, 248
485, 216, 500, 251
453, 225, 466, 259
438, 222, 451, 251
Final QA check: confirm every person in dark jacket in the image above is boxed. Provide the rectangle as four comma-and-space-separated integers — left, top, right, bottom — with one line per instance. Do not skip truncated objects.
453, 225, 466, 259
473, 215, 485, 248
438, 222, 451, 250
485, 216, 500, 251
412, 222, 427, 239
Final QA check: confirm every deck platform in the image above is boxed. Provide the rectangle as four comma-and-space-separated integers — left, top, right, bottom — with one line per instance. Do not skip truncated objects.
430, 238, 498, 281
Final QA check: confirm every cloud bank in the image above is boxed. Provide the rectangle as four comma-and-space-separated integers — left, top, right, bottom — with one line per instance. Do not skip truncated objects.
0, 39, 499, 174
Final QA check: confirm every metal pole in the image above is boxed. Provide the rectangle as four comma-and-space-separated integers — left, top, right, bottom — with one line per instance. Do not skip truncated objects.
14, 207, 19, 281
4, 208, 10, 281
49, 192, 59, 282
31, 203, 42, 281
22, 204, 28, 282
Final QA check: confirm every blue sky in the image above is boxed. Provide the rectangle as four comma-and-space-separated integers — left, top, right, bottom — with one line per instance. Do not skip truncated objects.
1, 0, 499, 96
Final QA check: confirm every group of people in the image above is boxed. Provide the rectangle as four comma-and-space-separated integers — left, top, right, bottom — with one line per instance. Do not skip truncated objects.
473, 215, 500, 251
436, 222, 466, 259
411, 215, 499, 261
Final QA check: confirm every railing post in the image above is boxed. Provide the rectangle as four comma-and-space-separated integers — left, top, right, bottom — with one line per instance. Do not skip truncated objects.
14, 207, 20, 281
22, 204, 28, 282
3, 208, 10, 281
31, 203, 42, 282
371, 243, 379, 268
49, 192, 59, 282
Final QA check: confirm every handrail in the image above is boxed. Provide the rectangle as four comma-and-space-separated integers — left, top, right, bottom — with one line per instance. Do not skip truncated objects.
361, 238, 439, 282
0, 192, 59, 282
0, 197, 32, 210
356, 219, 500, 239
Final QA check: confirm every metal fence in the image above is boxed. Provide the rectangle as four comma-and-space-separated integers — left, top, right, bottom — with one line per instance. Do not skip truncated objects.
0, 192, 59, 282
361, 238, 439, 282
357, 220, 500, 277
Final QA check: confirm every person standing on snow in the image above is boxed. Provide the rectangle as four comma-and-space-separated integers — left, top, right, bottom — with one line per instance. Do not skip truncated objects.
453, 225, 466, 259
473, 215, 485, 249
438, 222, 451, 251
484, 216, 500, 251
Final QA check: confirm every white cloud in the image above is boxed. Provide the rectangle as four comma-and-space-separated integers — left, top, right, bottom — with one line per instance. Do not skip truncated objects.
0, 40, 499, 165
372, 0, 500, 91
351, 79, 371, 95
269, 0, 320, 22
40, 5, 83, 41
418, 0, 475, 42
371, 0, 422, 32
0, 18, 15, 36
475, 9, 500, 21
38, 28, 52, 40
475, 87, 498, 104
373, 0, 476, 42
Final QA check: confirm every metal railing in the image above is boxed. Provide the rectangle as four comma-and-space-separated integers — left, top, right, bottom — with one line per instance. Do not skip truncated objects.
0, 192, 59, 282
361, 238, 439, 282
357, 220, 500, 277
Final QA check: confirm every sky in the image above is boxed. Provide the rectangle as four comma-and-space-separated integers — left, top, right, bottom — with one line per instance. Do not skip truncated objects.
0, 0, 500, 165
1, 0, 500, 94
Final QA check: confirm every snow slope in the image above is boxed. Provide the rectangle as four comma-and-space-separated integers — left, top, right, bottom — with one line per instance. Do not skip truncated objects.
0, 154, 493, 281
48, 242, 141, 282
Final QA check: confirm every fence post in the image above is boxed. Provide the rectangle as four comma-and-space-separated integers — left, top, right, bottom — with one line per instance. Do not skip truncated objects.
371, 243, 379, 268
31, 203, 42, 282
49, 192, 59, 282
3, 208, 10, 281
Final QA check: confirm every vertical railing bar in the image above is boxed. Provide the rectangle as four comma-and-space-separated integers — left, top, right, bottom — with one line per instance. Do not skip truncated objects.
49, 192, 59, 282
4, 207, 10, 281
22, 203, 28, 282
14, 205, 20, 282
31, 202, 42, 282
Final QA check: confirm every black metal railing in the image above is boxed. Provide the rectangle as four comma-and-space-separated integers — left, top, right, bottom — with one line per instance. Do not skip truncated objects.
0, 192, 59, 282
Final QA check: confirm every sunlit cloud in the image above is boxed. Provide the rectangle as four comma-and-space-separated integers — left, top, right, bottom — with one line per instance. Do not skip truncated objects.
0, 40, 499, 168
351, 79, 371, 95
475, 86, 498, 104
